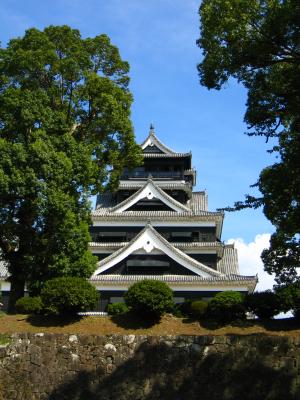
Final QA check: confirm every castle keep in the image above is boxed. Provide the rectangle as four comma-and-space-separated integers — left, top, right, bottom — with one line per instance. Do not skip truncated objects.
89, 126, 257, 310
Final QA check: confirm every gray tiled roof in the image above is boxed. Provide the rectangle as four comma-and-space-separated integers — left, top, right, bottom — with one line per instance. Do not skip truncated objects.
90, 241, 222, 248
118, 181, 192, 193
92, 186, 216, 217
143, 153, 191, 158
217, 244, 239, 275
89, 274, 258, 292
89, 241, 224, 257
92, 209, 222, 218
96, 193, 117, 209
184, 169, 195, 175
90, 274, 256, 283
91, 208, 224, 238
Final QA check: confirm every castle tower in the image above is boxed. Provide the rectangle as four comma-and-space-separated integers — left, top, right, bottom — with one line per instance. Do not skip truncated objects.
89, 126, 257, 310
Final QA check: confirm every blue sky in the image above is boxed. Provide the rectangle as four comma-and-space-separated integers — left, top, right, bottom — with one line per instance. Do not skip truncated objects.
0, 1, 275, 257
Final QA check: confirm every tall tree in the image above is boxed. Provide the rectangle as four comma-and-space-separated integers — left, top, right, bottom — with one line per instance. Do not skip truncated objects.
0, 26, 141, 311
197, 0, 300, 285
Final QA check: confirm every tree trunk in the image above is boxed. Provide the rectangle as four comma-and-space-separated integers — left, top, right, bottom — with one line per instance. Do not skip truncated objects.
8, 276, 25, 314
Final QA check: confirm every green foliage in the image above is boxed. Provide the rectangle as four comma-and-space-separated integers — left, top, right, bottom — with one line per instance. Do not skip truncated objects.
0, 25, 142, 310
208, 291, 245, 323
245, 291, 280, 319
124, 280, 174, 318
176, 299, 193, 317
174, 299, 207, 318
190, 300, 208, 320
15, 296, 43, 315
0, 334, 12, 346
40, 277, 99, 316
107, 302, 129, 315
198, 0, 300, 285
171, 304, 184, 318
276, 283, 300, 318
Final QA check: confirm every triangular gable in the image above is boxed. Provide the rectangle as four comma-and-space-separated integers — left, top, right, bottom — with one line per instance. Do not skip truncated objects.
92, 224, 223, 278
142, 144, 164, 154
111, 179, 191, 213
126, 198, 174, 212
141, 127, 177, 155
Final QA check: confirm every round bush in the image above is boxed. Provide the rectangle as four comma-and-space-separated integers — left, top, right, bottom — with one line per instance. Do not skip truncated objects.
107, 302, 129, 315
208, 291, 245, 323
124, 280, 174, 318
190, 300, 208, 320
41, 277, 99, 316
245, 291, 280, 319
15, 296, 43, 315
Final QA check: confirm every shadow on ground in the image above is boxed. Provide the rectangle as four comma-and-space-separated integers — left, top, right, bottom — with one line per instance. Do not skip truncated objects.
110, 311, 160, 329
47, 336, 300, 400
26, 314, 82, 327
197, 317, 300, 332
258, 317, 300, 332
199, 317, 253, 330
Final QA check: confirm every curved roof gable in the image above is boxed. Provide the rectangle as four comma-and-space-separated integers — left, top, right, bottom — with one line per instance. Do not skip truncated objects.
111, 179, 191, 213
92, 224, 223, 278
141, 127, 178, 155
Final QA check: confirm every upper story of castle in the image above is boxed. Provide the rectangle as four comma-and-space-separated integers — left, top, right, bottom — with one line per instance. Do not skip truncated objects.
120, 125, 196, 186
92, 126, 224, 241
115, 125, 196, 205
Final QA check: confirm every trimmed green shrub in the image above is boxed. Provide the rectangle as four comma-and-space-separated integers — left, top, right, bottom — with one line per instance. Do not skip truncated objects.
245, 291, 280, 319
15, 296, 43, 315
175, 299, 205, 317
190, 300, 208, 319
125, 279, 174, 318
208, 291, 245, 323
107, 302, 129, 315
41, 277, 99, 316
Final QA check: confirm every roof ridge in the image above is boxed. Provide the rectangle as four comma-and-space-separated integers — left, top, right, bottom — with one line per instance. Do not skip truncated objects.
140, 127, 179, 154
91, 210, 223, 217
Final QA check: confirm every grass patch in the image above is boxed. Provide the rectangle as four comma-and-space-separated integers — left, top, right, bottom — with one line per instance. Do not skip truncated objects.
0, 314, 299, 336
0, 334, 12, 346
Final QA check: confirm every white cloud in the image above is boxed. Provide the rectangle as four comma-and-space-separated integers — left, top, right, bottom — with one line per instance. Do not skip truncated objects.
227, 234, 276, 291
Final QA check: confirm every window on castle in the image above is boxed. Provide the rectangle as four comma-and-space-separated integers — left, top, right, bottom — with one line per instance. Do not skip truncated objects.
170, 232, 192, 242
126, 258, 170, 274
96, 232, 127, 242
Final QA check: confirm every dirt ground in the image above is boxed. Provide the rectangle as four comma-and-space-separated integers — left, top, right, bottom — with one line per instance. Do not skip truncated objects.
0, 313, 300, 336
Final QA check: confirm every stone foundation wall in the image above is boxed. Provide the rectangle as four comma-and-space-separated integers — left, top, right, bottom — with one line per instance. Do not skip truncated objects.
0, 333, 300, 400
